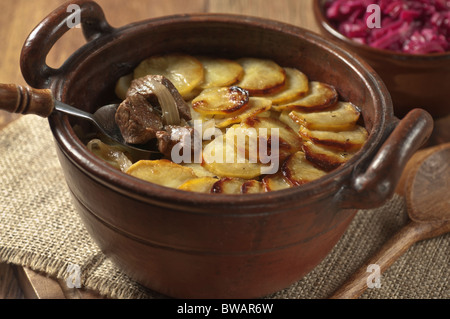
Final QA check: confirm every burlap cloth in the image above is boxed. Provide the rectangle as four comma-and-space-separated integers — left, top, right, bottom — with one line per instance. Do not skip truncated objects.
0, 116, 448, 299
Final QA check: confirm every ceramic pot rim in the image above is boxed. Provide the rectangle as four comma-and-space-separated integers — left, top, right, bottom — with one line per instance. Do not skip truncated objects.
47, 13, 393, 211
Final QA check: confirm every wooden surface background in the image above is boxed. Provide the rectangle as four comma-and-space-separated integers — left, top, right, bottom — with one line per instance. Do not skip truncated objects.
0, 0, 321, 299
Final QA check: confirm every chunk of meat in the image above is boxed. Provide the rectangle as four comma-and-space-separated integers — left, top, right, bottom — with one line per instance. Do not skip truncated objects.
115, 75, 191, 145
115, 94, 163, 144
156, 125, 201, 161
127, 75, 191, 121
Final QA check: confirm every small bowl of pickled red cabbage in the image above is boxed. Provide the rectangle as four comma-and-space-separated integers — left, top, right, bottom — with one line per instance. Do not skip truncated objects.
313, 0, 450, 119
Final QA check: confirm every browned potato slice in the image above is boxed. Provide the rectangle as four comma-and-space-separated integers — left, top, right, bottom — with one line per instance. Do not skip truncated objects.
282, 151, 328, 186
236, 58, 286, 95
213, 97, 272, 129
289, 101, 361, 131
178, 177, 219, 193
192, 86, 249, 116
256, 110, 273, 118
134, 54, 204, 99
272, 81, 338, 112
262, 173, 293, 192
241, 180, 264, 194
187, 101, 206, 124
187, 102, 219, 130
299, 125, 369, 151
279, 110, 301, 132
115, 73, 133, 100
181, 162, 217, 177
211, 177, 246, 194
196, 56, 244, 89
302, 141, 357, 171
238, 116, 303, 162
265, 68, 309, 104
202, 133, 266, 179
126, 160, 197, 188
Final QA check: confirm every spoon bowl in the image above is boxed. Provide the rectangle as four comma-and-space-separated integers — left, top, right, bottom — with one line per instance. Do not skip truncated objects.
0, 83, 157, 159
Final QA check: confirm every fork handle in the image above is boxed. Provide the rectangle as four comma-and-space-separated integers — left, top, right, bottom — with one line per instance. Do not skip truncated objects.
0, 84, 55, 117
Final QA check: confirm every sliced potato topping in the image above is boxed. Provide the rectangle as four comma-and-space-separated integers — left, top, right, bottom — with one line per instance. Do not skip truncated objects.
302, 141, 357, 172
299, 125, 369, 151
282, 151, 328, 186
279, 110, 301, 132
212, 177, 246, 194
241, 180, 264, 194
115, 73, 133, 100
256, 110, 273, 118
213, 97, 272, 129
187, 101, 203, 123
265, 68, 309, 105
238, 116, 303, 162
236, 58, 286, 95
197, 56, 244, 89
107, 53, 370, 194
289, 101, 361, 131
181, 162, 217, 177
134, 54, 204, 99
262, 173, 293, 192
273, 81, 338, 112
202, 133, 266, 180
126, 160, 197, 188
192, 86, 249, 116
178, 177, 219, 193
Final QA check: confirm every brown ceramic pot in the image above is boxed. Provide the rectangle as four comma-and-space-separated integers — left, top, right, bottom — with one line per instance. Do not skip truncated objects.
20, 0, 433, 298
313, 0, 450, 120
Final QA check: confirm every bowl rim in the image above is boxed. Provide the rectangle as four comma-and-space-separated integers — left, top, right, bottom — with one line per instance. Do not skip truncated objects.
313, 0, 450, 60
49, 13, 393, 212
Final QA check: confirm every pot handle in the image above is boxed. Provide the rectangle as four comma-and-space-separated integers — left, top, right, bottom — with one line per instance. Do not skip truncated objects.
340, 108, 434, 210
20, 0, 113, 88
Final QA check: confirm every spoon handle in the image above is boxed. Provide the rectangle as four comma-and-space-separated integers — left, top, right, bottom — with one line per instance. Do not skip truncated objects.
329, 220, 450, 299
0, 84, 55, 117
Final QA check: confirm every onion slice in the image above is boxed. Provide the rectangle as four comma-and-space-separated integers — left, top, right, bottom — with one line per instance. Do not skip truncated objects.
146, 79, 181, 126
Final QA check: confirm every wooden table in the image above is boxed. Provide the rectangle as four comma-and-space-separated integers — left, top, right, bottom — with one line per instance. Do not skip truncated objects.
0, 0, 322, 299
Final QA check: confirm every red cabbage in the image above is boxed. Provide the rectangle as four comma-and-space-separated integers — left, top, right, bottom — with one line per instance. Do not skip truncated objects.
324, 0, 450, 54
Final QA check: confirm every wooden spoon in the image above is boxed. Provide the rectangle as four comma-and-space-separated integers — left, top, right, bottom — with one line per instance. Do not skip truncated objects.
330, 143, 450, 299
